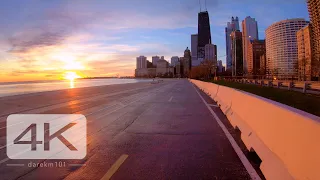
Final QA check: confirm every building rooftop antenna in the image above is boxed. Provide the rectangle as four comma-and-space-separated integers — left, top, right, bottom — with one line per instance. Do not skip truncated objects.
199, 0, 202, 12
205, 0, 207, 11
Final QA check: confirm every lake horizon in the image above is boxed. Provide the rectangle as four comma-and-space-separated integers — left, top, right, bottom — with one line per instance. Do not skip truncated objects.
0, 78, 152, 97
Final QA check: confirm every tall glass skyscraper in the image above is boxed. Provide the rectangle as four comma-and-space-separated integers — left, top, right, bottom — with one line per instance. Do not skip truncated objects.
191, 34, 199, 66
197, 11, 211, 59
307, 0, 320, 79
242, 16, 259, 75
225, 17, 240, 70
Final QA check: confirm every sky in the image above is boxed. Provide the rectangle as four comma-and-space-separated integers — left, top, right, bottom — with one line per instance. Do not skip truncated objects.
0, 0, 309, 82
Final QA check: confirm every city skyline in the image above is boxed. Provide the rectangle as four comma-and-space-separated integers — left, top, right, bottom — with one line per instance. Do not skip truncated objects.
0, 0, 309, 82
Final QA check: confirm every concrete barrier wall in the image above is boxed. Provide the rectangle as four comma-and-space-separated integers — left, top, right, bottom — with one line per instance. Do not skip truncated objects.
190, 79, 320, 180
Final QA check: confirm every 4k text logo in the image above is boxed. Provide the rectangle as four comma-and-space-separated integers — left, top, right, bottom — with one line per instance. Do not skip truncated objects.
7, 114, 87, 159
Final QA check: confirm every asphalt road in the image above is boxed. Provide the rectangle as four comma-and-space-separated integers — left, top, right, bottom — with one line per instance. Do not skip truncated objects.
0, 79, 254, 180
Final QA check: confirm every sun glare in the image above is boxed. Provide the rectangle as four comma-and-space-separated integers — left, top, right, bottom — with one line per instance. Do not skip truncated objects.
63, 61, 85, 70
64, 72, 81, 81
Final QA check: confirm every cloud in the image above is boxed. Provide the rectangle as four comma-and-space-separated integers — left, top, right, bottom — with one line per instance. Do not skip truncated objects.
8, 31, 67, 54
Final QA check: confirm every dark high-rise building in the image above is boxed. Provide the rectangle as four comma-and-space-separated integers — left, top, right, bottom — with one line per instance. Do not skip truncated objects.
184, 47, 192, 77
214, 45, 217, 63
197, 11, 212, 59
307, 0, 320, 80
247, 40, 266, 76
231, 30, 243, 76
260, 54, 266, 76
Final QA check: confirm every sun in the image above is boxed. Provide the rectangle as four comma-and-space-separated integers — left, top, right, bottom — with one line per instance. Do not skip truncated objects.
64, 72, 81, 81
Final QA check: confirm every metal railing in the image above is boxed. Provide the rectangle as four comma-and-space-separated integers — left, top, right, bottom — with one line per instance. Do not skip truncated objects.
216, 76, 320, 94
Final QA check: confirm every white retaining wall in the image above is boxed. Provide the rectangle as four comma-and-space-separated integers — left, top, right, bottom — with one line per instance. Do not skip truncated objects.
190, 79, 320, 180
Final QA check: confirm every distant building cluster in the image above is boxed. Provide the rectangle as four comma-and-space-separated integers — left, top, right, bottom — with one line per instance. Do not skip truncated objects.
135, 48, 191, 78
224, 0, 320, 80
135, 10, 218, 78
135, 0, 320, 81
225, 16, 261, 77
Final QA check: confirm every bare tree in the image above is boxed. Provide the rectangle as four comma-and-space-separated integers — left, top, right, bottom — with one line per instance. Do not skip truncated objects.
200, 59, 216, 80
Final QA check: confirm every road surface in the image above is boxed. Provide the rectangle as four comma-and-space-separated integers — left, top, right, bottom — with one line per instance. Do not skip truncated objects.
0, 79, 257, 180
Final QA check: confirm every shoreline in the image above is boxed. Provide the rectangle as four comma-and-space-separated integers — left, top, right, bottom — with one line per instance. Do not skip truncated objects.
0, 79, 152, 98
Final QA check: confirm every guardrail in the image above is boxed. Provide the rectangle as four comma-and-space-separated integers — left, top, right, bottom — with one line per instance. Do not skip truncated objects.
190, 79, 320, 180
220, 78, 320, 94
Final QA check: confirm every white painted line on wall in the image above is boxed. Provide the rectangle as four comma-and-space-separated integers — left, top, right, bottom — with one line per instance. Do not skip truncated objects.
192, 84, 261, 180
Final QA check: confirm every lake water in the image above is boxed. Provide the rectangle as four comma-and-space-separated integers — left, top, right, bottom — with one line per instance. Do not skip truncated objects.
0, 79, 151, 97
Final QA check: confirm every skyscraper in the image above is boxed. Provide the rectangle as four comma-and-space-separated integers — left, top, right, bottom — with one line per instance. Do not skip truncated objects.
247, 40, 265, 76
136, 56, 147, 69
171, 56, 179, 67
183, 47, 192, 77
307, 0, 320, 80
266, 19, 308, 78
231, 30, 243, 76
225, 17, 240, 70
152, 56, 160, 66
242, 16, 259, 75
205, 44, 218, 75
197, 11, 211, 60
217, 60, 223, 72
191, 34, 199, 66
214, 45, 217, 63
260, 54, 266, 76
297, 25, 312, 80
204, 44, 217, 62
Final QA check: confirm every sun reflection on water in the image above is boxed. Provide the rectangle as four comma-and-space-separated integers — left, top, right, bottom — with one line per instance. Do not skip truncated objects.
69, 79, 75, 88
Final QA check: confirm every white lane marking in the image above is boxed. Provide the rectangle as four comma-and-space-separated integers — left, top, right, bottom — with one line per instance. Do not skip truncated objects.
100, 154, 129, 180
6, 163, 25, 167
168, 96, 173, 102
68, 164, 86, 167
208, 104, 219, 107
192, 84, 261, 180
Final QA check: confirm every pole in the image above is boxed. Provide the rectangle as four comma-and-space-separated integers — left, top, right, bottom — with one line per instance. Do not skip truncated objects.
205, 0, 207, 11
235, 34, 237, 77
254, 47, 256, 78
232, 35, 234, 77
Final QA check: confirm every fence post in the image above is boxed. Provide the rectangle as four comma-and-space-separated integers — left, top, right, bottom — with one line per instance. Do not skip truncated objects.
288, 82, 294, 90
303, 82, 310, 93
